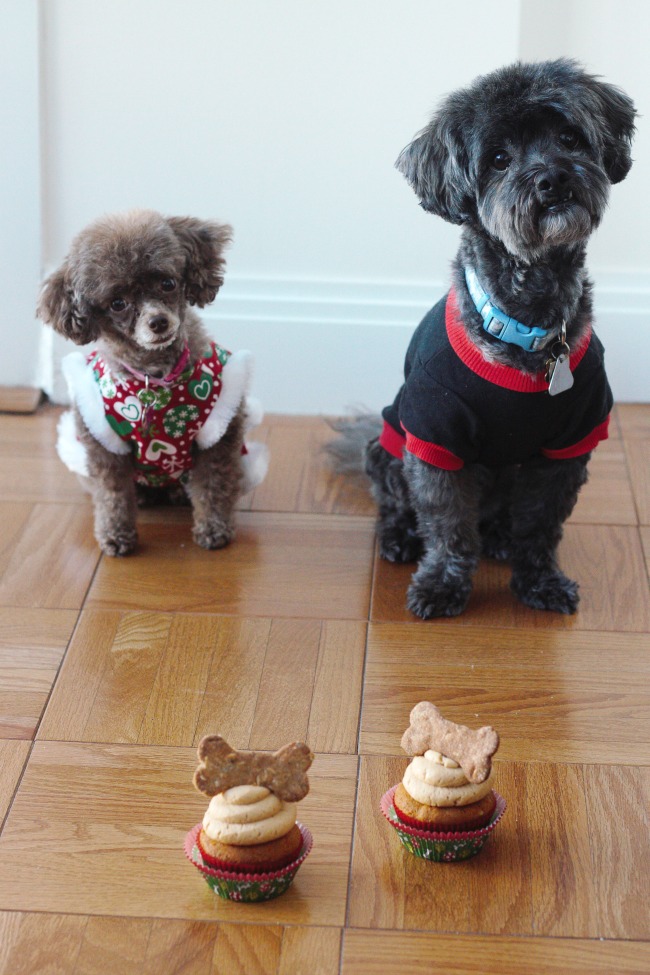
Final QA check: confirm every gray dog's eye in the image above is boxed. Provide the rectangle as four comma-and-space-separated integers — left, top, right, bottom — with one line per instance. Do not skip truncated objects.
491, 150, 512, 171
161, 278, 176, 292
110, 297, 128, 312
559, 129, 580, 150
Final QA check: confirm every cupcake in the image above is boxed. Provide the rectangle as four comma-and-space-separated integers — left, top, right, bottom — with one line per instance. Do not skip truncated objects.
198, 784, 304, 871
382, 702, 506, 862
186, 735, 314, 901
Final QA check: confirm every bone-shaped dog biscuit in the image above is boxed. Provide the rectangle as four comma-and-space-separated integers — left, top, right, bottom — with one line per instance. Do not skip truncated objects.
400, 702, 499, 784
193, 735, 314, 803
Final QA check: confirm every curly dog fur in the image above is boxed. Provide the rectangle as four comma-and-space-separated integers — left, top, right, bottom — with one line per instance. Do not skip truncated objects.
330, 60, 636, 618
38, 209, 262, 556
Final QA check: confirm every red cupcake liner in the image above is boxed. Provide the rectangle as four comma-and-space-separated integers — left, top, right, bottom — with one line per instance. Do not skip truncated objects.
185, 821, 313, 884
381, 786, 506, 840
196, 828, 303, 873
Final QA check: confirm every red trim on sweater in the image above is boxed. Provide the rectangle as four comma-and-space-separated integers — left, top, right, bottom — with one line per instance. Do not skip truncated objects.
403, 428, 465, 470
379, 420, 406, 458
542, 416, 610, 459
380, 420, 464, 469
445, 290, 591, 392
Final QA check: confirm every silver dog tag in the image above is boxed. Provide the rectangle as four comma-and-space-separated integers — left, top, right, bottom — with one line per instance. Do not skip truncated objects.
547, 352, 574, 396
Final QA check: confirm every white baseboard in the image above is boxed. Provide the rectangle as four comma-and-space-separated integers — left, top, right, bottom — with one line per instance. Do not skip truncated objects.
204, 274, 650, 412
44, 273, 650, 412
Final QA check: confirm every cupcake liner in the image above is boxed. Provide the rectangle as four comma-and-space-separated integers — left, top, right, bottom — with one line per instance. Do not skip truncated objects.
184, 822, 313, 902
381, 787, 506, 862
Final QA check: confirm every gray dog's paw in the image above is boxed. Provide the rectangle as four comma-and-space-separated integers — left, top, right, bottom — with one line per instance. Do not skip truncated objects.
379, 526, 423, 563
511, 570, 579, 614
406, 578, 472, 619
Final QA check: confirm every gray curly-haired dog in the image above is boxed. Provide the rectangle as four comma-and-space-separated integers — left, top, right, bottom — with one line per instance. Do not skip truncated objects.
38, 210, 268, 556
330, 59, 635, 618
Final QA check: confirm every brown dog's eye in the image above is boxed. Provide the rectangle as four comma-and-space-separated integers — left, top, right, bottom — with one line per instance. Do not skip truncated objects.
491, 151, 511, 171
161, 278, 176, 292
110, 298, 128, 313
559, 129, 580, 150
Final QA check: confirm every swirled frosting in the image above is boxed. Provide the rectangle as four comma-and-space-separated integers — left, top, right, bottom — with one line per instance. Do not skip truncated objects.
402, 749, 493, 807
202, 784, 297, 845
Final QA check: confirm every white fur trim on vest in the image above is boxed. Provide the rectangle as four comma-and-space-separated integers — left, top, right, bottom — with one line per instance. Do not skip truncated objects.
56, 347, 268, 494
241, 441, 270, 494
60, 351, 130, 455
195, 348, 253, 450
56, 409, 89, 477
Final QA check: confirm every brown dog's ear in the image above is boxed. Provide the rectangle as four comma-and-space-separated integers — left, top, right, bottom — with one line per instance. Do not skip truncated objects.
37, 263, 99, 345
167, 217, 233, 307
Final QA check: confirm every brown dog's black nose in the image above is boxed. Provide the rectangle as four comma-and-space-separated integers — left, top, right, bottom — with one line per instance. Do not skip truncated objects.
149, 315, 169, 334
535, 166, 572, 206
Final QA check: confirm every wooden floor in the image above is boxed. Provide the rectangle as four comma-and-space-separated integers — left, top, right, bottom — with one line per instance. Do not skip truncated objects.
0, 404, 649, 974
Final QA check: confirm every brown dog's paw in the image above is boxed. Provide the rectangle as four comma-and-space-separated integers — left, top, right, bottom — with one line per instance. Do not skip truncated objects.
193, 522, 235, 550
98, 529, 138, 557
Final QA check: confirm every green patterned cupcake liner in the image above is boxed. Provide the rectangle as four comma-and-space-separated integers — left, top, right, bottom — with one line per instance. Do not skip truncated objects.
184, 822, 313, 902
381, 787, 506, 862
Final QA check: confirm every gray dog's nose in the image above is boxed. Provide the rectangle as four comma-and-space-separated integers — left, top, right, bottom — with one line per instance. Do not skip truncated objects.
536, 166, 572, 205
149, 314, 169, 334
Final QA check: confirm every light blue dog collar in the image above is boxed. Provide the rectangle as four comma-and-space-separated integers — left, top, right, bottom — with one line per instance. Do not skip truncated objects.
464, 266, 558, 352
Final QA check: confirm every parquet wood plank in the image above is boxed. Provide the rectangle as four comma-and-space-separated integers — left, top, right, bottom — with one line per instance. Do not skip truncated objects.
0, 446, 87, 504
641, 526, 650, 577
138, 615, 219, 746
348, 756, 531, 935
569, 435, 637, 524
39, 612, 364, 753
0, 742, 356, 926
0, 914, 343, 975
247, 415, 375, 516
584, 764, 650, 939
0, 408, 648, 971
618, 403, 650, 439
276, 925, 342, 975
0, 741, 30, 823
211, 923, 281, 975
0, 911, 88, 975
341, 930, 650, 975
359, 623, 650, 764
248, 618, 322, 748
0, 503, 99, 610
85, 512, 374, 620
348, 756, 647, 940
0, 608, 76, 740
0, 386, 42, 414
75, 916, 152, 975
526, 763, 597, 937
307, 620, 366, 753
371, 524, 650, 631
625, 439, 650, 524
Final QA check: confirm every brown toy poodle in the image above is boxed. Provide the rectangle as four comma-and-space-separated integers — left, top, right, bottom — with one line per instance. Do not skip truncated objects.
38, 209, 268, 555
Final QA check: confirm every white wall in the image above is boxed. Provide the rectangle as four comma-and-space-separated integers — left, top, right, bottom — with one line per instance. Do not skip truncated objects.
0, 0, 41, 388
3, 0, 648, 407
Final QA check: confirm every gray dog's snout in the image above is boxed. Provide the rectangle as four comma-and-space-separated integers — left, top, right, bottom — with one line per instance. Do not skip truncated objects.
535, 165, 572, 205
149, 314, 170, 334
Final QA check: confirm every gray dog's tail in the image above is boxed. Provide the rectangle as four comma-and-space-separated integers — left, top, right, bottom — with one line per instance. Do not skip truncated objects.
324, 412, 382, 479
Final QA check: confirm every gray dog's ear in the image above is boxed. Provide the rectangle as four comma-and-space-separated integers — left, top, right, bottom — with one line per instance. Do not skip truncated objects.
37, 263, 99, 345
396, 116, 474, 224
586, 78, 636, 184
167, 217, 233, 307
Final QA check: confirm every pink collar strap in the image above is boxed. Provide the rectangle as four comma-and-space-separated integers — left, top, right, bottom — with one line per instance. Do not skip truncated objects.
118, 343, 191, 388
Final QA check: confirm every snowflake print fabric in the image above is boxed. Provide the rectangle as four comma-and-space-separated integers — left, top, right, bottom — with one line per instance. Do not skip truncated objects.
89, 343, 231, 487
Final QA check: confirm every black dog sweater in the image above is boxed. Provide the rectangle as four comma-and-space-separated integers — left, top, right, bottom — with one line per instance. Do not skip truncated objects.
380, 290, 612, 470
